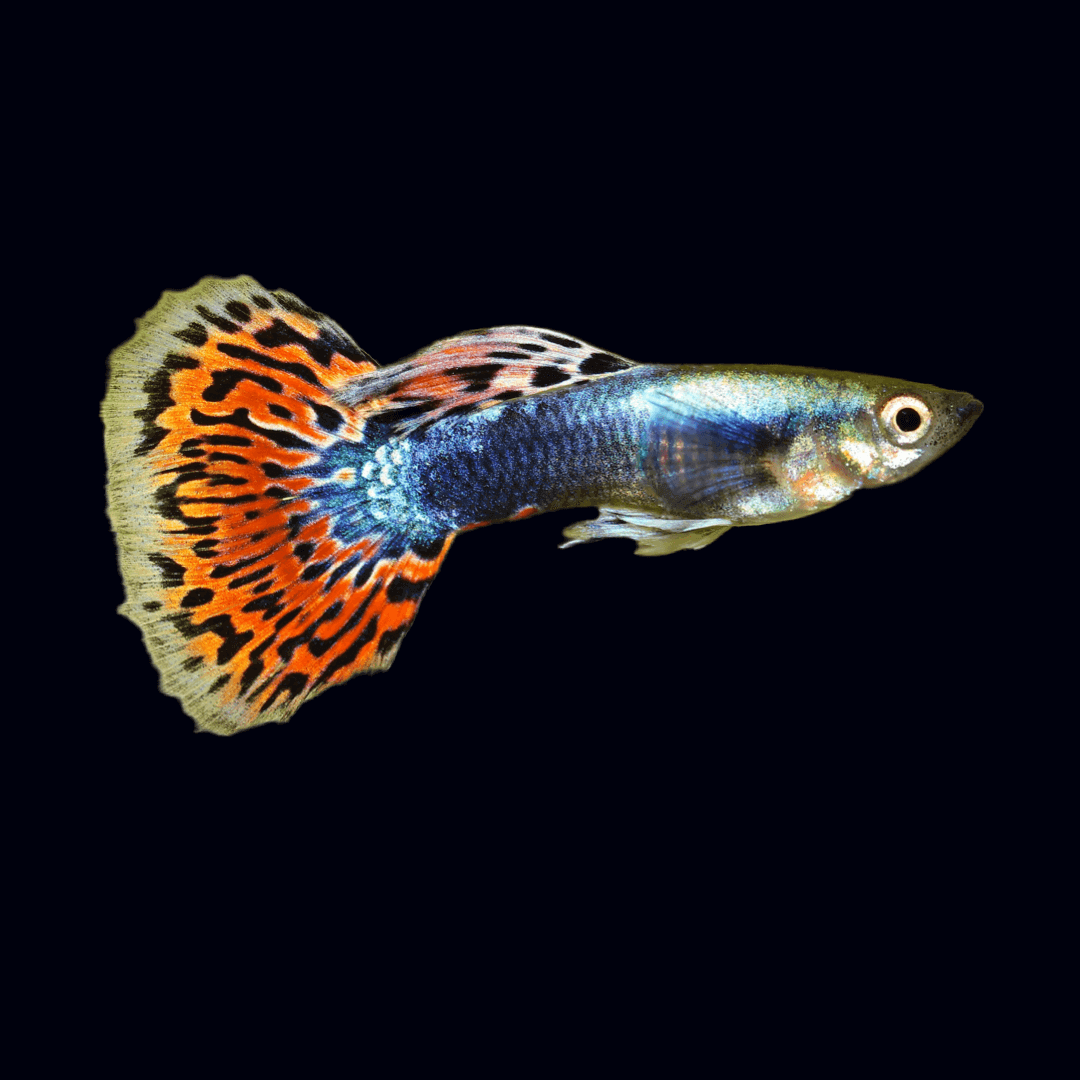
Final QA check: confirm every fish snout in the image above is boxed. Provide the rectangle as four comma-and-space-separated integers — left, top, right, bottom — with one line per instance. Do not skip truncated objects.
955, 397, 983, 424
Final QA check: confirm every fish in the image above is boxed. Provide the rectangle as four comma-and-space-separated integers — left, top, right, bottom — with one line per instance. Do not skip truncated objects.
102, 276, 982, 734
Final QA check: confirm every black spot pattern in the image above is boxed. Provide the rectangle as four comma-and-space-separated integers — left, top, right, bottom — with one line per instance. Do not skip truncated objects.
371, 400, 441, 425
448, 363, 505, 391
386, 575, 427, 604
195, 305, 241, 334
189, 408, 314, 450
241, 590, 288, 620
580, 353, 630, 375
215, 342, 323, 386
531, 367, 571, 388
308, 401, 345, 431
174, 323, 209, 347
148, 552, 186, 587
411, 537, 446, 560
377, 625, 408, 657
229, 565, 275, 590
260, 671, 309, 713
301, 559, 332, 582
202, 369, 283, 402
134, 354, 200, 457
326, 555, 362, 589
310, 610, 382, 689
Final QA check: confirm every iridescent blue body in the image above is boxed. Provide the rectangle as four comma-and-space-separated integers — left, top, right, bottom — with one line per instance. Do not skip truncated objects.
414, 374, 648, 527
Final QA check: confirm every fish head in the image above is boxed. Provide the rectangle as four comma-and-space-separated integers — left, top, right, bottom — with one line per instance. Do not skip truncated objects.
855, 381, 983, 487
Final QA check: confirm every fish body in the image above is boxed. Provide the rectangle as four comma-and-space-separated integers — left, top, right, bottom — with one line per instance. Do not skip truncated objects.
102, 277, 981, 733
407, 364, 979, 544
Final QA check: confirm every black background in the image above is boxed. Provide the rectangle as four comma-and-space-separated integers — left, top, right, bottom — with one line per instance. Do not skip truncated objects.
41, 10, 1060, 1049
83, 113, 1005, 759
92, 232, 997, 735
79, 118, 1016, 843
63, 13, 1035, 924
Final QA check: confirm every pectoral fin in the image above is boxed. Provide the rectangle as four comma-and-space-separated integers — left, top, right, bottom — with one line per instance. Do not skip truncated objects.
646, 390, 784, 510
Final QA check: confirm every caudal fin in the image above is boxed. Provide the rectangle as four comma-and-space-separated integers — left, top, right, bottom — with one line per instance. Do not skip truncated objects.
103, 276, 454, 734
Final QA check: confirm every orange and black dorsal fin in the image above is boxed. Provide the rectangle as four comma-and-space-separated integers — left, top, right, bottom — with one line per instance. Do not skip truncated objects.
103, 276, 455, 734
334, 325, 638, 436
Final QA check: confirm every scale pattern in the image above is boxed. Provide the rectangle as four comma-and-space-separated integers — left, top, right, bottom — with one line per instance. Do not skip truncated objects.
103, 277, 454, 733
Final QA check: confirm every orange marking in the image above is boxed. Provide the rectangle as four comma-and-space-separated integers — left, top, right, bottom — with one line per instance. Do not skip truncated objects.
279, 311, 321, 339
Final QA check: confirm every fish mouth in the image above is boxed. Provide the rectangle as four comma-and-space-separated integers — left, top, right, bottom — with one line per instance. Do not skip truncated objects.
955, 397, 983, 424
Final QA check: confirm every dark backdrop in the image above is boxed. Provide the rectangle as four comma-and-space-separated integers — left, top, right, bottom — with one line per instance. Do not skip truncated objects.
45, 16, 1047, 1039
83, 134, 1000, 754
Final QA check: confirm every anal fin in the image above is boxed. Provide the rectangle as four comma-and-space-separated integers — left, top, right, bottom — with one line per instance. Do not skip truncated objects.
560, 507, 732, 556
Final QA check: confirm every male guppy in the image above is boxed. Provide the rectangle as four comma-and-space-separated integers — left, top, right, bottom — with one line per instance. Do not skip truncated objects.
103, 276, 982, 734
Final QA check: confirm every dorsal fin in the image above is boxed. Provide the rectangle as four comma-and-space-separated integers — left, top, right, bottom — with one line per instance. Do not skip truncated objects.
334, 326, 637, 435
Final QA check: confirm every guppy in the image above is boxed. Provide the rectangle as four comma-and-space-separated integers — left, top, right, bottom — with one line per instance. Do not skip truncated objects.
103, 276, 982, 734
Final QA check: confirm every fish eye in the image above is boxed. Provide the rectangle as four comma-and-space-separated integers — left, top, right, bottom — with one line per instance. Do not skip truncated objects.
879, 394, 932, 445
896, 408, 921, 431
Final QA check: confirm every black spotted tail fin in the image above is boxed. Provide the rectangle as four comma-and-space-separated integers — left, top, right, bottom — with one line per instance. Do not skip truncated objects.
103, 276, 455, 734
